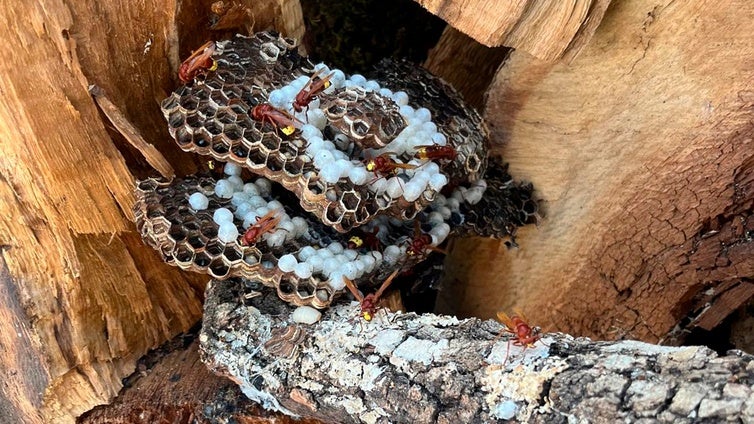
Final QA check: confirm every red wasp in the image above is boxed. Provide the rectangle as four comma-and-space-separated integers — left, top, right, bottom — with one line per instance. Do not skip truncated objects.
364, 153, 417, 177
406, 221, 446, 256
347, 227, 383, 252
240, 210, 281, 246
293, 68, 334, 113
179, 41, 218, 83
496, 309, 542, 364
414, 144, 457, 162
344, 269, 400, 322
251, 103, 301, 136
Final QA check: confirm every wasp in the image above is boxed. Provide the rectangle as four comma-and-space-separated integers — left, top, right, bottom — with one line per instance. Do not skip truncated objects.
347, 227, 382, 251
496, 309, 542, 364
406, 221, 446, 256
178, 41, 218, 83
293, 68, 334, 113
343, 269, 400, 322
240, 210, 281, 246
414, 144, 457, 162
364, 153, 417, 176
251, 103, 300, 136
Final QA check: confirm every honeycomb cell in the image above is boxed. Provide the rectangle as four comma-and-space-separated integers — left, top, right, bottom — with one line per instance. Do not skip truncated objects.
193, 130, 211, 149
168, 111, 185, 128
297, 280, 316, 298
209, 89, 229, 106
260, 133, 281, 151
231, 144, 251, 161
209, 258, 230, 278
175, 127, 192, 146
224, 245, 244, 263
174, 244, 195, 264
210, 138, 231, 156
205, 239, 224, 257
195, 252, 212, 268
200, 222, 218, 239
179, 95, 199, 110
168, 225, 187, 242
341, 191, 360, 212
224, 124, 242, 142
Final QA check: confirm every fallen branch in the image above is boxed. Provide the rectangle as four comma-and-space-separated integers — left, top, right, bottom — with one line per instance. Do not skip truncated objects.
200, 279, 754, 423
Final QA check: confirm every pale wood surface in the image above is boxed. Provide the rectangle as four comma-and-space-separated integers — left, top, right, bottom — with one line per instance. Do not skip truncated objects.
438, 0, 754, 344
414, 0, 612, 60
0, 1, 303, 423
423, 26, 509, 111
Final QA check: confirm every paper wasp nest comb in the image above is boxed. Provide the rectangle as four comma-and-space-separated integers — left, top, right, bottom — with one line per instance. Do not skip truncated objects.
136, 31, 536, 310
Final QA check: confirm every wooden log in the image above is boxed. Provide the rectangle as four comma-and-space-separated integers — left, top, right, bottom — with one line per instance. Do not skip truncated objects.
79, 329, 321, 424
423, 26, 509, 111
413, 0, 612, 60
0, 1, 303, 422
201, 279, 754, 423
438, 0, 754, 344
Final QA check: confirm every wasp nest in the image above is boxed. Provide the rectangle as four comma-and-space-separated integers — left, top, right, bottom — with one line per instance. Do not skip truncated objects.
135, 31, 537, 309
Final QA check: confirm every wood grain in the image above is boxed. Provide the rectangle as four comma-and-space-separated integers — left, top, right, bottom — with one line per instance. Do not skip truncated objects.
440, 0, 754, 344
413, 0, 612, 60
0, 1, 304, 423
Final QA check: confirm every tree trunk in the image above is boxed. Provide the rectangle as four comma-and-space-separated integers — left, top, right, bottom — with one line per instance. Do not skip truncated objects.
437, 0, 754, 346
0, 1, 302, 422
200, 279, 754, 423
412, 0, 612, 60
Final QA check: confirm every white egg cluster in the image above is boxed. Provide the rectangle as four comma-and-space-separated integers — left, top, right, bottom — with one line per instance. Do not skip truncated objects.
277, 241, 384, 291
266, 63, 450, 202
189, 162, 310, 249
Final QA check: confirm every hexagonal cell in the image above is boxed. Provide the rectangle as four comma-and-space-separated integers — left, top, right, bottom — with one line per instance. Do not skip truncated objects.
200, 222, 218, 239
161, 94, 180, 112
168, 225, 187, 242
260, 133, 281, 151
340, 191, 360, 212
174, 244, 195, 264
194, 251, 212, 268
224, 245, 243, 263
224, 124, 242, 142
137, 179, 159, 192
267, 153, 284, 172
210, 137, 231, 155
193, 130, 211, 149
168, 111, 185, 128
192, 84, 211, 101
242, 125, 263, 142
215, 109, 237, 125
205, 120, 223, 136
231, 143, 250, 161
205, 78, 223, 90
208, 258, 230, 278
179, 95, 199, 110
209, 89, 229, 106
296, 280, 316, 299
325, 202, 342, 223
205, 239, 224, 257
175, 127, 192, 146
278, 280, 296, 295
186, 113, 202, 128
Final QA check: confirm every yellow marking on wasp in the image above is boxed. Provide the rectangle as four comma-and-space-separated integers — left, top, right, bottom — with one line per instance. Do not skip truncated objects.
349, 236, 364, 248
282, 125, 296, 136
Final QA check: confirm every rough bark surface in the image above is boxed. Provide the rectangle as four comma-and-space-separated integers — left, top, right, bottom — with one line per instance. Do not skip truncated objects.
0, 1, 302, 423
438, 0, 754, 345
79, 329, 320, 424
412, 0, 612, 60
201, 279, 754, 423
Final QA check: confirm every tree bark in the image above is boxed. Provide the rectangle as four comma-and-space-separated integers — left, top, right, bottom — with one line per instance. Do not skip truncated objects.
78, 328, 320, 424
437, 0, 754, 345
201, 279, 754, 423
